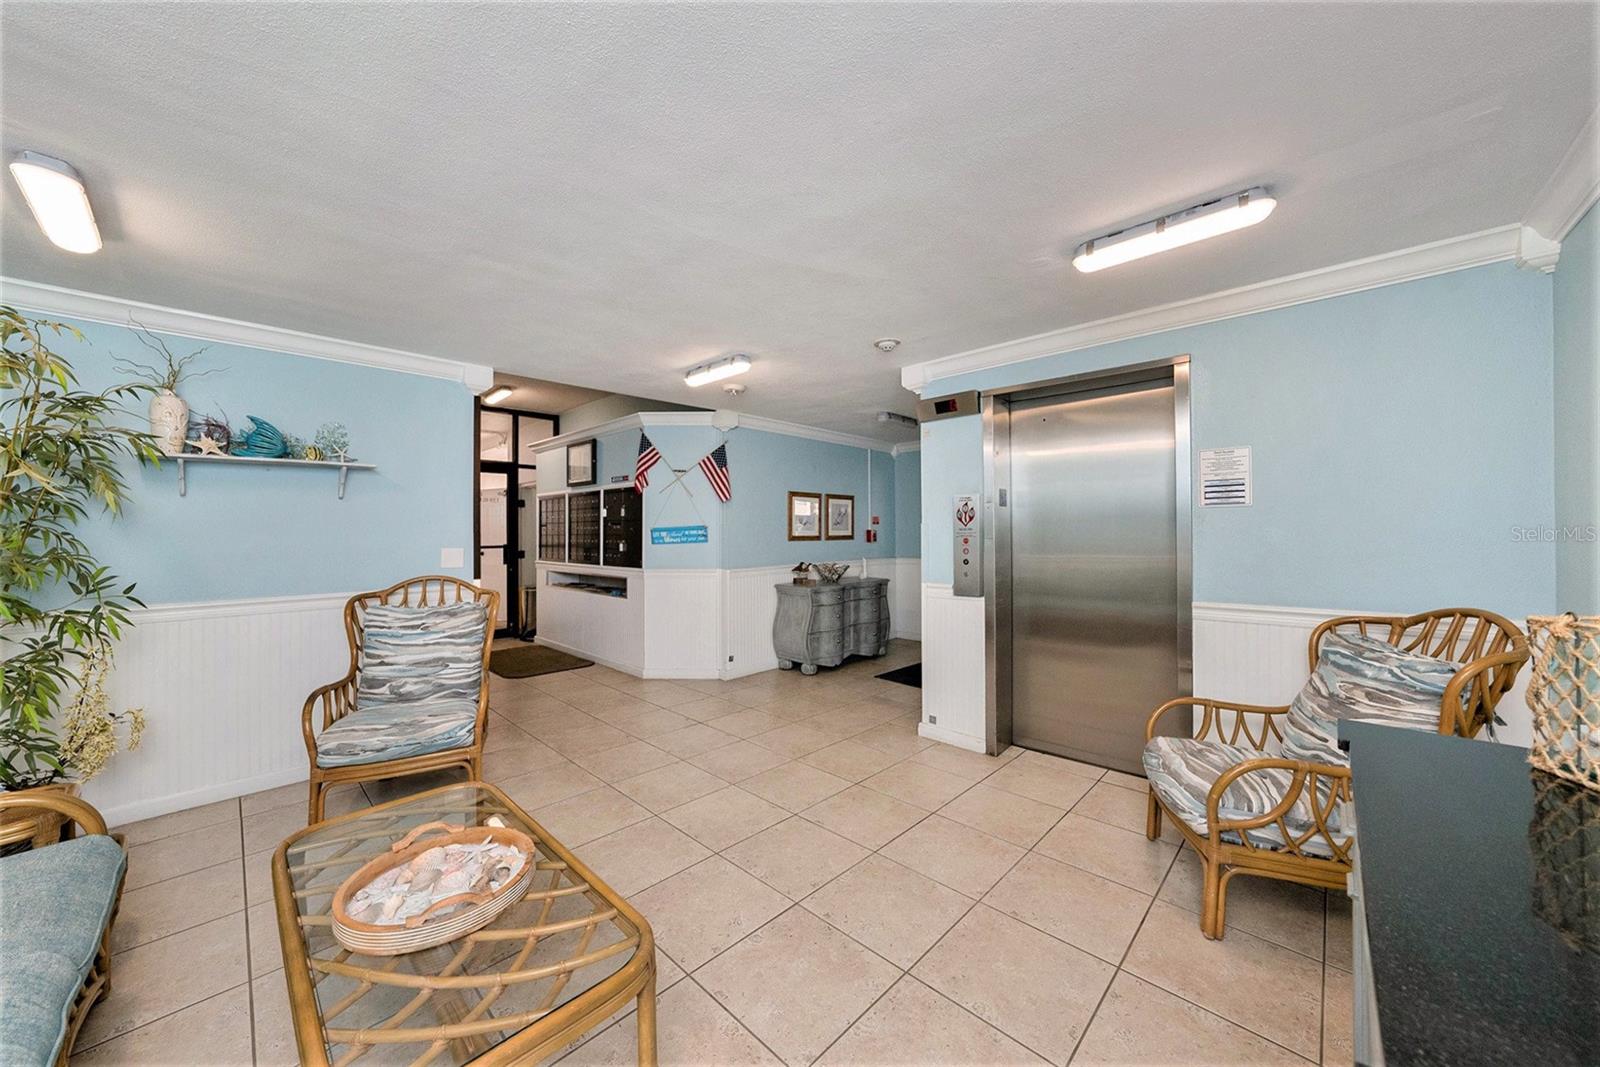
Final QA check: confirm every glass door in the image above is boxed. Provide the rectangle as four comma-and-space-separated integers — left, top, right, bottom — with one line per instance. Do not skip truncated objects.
477, 401, 558, 637
478, 467, 514, 634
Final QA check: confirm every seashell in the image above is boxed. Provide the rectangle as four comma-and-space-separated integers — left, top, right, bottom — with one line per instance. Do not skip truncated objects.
301, 444, 324, 461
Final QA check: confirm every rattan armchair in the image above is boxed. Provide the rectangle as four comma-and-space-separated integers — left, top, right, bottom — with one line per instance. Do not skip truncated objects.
1145, 608, 1529, 939
301, 576, 498, 822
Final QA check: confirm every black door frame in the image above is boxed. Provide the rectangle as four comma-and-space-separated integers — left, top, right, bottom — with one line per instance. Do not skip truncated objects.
474, 402, 560, 637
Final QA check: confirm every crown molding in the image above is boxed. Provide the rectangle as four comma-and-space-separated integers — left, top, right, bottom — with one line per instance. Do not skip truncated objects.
900, 224, 1525, 394
892, 442, 921, 457
530, 409, 899, 455
0, 277, 496, 392
1526, 107, 1600, 244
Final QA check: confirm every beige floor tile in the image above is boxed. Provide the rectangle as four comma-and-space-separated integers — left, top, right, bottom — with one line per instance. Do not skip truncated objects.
707, 708, 792, 738
852, 720, 935, 758
611, 705, 696, 739
244, 847, 274, 906
749, 723, 838, 758
688, 739, 793, 783
817, 975, 1045, 1067
483, 739, 568, 780
78, 913, 249, 1048
801, 739, 903, 782
1159, 849, 1326, 959
566, 686, 659, 717
672, 695, 750, 722
661, 786, 790, 851
1034, 812, 1178, 894
247, 898, 283, 977
630, 856, 790, 969
1101, 768, 1150, 792
860, 761, 973, 811
73, 984, 255, 1066
913, 905, 1113, 1065
802, 785, 929, 850
801, 854, 971, 968
531, 786, 653, 847
242, 799, 311, 856
880, 816, 1026, 900
909, 742, 1018, 782
482, 718, 540, 753
560, 977, 781, 1066
1015, 748, 1108, 780
570, 739, 680, 782
250, 970, 300, 1067
124, 818, 242, 891
649, 722, 741, 759
112, 859, 244, 952
499, 699, 593, 733
738, 761, 852, 813
540, 721, 638, 758
615, 760, 727, 812
997, 852, 1151, 961
359, 768, 466, 807
239, 782, 309, 818
496, 760, 604, 810
1323, 963, 1354, 1065
1074, 780, 1180, 841
722, 817, 871, 900
698, 906, 899, 1066
115, 798, 239, 848
937, 784, 1066, 848
985, 757, 1099, 810
1122, 901, 1324, 1060
1073, 972, 1311, 1065
579, 817, 712, 897
1325, 893, 1353, 973
627, 680, 705, 708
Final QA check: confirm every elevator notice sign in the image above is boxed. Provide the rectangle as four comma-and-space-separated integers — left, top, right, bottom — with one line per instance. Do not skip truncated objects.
1199, 447, 1252, 507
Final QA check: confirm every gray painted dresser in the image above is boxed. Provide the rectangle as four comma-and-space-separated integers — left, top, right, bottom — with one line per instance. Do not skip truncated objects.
772, 577, 890, 674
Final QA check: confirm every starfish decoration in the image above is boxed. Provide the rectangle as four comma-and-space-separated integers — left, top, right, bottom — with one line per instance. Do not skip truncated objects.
186, 434, 227, 456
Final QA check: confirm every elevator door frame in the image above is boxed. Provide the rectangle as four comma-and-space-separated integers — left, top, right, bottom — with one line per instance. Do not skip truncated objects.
982, 354, 1192, 756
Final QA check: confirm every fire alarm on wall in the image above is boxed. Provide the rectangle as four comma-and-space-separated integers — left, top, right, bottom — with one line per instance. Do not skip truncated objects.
866, 529, 877, 543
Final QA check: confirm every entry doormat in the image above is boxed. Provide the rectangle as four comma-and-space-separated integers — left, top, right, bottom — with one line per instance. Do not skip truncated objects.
876, 663, 922, 689
490, 644, 594, 679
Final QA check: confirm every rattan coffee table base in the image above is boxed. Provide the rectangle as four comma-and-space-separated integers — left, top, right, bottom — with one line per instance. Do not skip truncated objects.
273, 783, 657, 1066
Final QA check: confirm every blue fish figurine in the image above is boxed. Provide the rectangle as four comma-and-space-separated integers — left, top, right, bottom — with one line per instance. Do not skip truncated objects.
229, 416, 289, 458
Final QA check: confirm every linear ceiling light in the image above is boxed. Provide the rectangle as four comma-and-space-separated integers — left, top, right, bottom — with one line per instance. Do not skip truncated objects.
1072, 187, 1275, 273
9, 151, 102, 254
482, 385, 514, 405
684, 353, 751, 387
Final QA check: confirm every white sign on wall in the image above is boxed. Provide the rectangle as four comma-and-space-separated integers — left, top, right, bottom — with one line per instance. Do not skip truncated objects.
1199, 447, 1252, 507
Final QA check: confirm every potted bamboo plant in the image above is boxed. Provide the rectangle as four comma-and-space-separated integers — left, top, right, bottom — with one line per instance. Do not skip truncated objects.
1, 307, 156, 846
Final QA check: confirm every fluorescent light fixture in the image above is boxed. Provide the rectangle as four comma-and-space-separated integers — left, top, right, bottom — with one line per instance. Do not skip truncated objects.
684, 353, 751, 387
482, 385, 514, 405
1072, 187, 1275, 273
8, 151, 102, 254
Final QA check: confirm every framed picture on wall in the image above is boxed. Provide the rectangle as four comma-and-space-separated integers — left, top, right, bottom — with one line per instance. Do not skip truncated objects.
565, 439, 597, 487
787, 491, 822, 541
824, 493, 855, 540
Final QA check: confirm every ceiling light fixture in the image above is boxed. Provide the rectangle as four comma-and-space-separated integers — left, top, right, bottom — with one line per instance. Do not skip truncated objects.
684, 353, 751, 388
8, 151, 102, 254
482, 385, 514, 405
877, 411, 917, 427
1072, 187, 1275, 273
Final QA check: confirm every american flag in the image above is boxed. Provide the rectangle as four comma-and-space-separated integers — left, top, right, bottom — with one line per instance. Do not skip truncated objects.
698, 442, 731, 502
634, 432, 661, 493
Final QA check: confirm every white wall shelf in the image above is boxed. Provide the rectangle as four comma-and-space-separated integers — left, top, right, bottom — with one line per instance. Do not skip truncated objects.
168, 453, 377, 498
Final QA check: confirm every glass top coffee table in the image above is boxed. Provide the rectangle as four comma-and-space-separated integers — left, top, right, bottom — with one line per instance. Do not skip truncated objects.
271, 782, 657, 1066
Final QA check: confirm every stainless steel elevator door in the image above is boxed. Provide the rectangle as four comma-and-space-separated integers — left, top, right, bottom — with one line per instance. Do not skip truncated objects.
1008, 376, 1181, 773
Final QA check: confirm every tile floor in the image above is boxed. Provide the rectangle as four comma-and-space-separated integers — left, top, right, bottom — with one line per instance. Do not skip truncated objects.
78, 640, 1353, 1066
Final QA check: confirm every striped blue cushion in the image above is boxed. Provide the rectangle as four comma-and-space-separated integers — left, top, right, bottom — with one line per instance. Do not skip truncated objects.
1281, 631, 1459, 767
315, 699, 478, 767
356, 601, 487, 710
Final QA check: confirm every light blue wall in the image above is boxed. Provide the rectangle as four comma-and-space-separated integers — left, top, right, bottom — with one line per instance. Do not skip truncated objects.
31, 317, 475, 603
1553, 203, 1600, 613
920, 262, 1557, 617
894, 449, 922, 558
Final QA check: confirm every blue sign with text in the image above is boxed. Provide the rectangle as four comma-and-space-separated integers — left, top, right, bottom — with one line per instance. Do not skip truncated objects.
650, 524, 709, 545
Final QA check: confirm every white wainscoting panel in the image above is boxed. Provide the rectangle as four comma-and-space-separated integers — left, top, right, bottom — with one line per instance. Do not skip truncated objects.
862, 557, 922, 639
722, 566, 793, 679
919, 583, 985, 751
641, 569, 723, 678
82, 593, 353, 826
535, 566, 645, 675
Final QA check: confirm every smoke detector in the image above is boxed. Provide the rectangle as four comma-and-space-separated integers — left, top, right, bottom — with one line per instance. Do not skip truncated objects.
722, 383, 747, 397
873, 338, 902, 353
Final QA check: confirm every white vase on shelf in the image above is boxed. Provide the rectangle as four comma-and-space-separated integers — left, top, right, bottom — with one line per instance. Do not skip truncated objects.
149, 389, 188, 455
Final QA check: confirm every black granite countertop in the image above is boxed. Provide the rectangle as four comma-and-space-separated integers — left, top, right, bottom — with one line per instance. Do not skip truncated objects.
1342, 721, 1599, 1067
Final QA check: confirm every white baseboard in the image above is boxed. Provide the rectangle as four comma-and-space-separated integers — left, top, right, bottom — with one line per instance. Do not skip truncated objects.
100, 767, 309, 828
918, 720, 985, 753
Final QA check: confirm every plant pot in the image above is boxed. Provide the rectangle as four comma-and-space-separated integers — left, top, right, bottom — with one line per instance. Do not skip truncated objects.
149, 389, 189, 455
0, 781, 81, 851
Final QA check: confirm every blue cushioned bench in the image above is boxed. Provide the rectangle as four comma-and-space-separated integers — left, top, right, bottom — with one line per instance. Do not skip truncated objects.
0, 793, 127, 1066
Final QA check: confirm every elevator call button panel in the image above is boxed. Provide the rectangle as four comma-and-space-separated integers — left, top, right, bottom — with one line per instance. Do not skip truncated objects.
953, 493, 982, 597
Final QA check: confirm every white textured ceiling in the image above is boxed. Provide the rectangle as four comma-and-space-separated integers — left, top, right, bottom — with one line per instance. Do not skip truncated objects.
2, 3, 1595, 441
